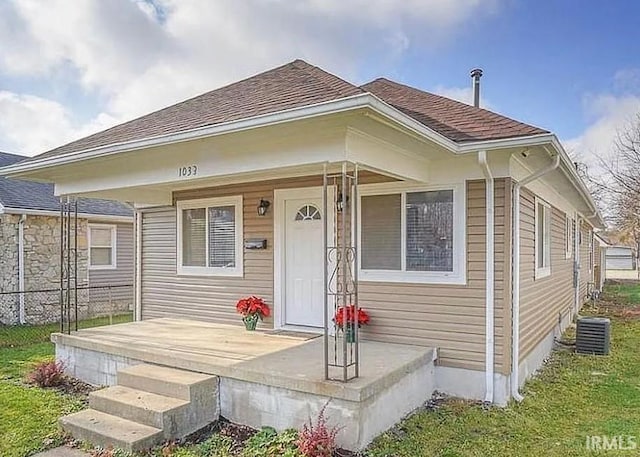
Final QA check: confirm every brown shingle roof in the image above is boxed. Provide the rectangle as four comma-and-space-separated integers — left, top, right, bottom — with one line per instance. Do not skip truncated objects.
31, 60, 548, 161
360, 78, 548, 143
35, 60, 364, 159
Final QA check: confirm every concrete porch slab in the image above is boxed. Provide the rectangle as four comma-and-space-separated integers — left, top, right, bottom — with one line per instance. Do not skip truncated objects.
53, 318, 436, 402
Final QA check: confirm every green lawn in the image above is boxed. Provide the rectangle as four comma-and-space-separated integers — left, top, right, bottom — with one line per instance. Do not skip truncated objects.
367, 284, 640, 457
0, 312, 133, 348
0, 343, 83, 457
604, 283, 640, 305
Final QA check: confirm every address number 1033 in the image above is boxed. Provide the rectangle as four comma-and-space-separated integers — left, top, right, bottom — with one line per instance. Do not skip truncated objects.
178, 165, 198, 178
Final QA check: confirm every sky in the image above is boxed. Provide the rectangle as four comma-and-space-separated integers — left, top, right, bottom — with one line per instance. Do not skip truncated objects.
0, 0, 639, 174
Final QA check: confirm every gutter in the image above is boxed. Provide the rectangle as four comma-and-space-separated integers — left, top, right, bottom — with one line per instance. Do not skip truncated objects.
478, 150, 495, 403
18, 214, 26, 324
1, 207, 132, 223
511, 151, 560, 402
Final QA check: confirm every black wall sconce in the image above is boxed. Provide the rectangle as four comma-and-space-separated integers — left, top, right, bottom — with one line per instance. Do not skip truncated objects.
257, 198, 271, 216
336, 192, 349, 212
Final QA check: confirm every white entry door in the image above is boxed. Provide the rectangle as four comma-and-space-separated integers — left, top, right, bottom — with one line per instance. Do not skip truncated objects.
282, 191, 329, 328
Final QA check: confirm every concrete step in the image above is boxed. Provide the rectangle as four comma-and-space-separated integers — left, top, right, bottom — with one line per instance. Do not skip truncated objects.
89, 386, 190, 437
59, 409, 163, 452
118, 364, 217, 401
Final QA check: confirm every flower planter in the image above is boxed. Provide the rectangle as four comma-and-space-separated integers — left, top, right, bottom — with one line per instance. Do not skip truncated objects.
344, 325, 356, 343
243, 314, 259, 331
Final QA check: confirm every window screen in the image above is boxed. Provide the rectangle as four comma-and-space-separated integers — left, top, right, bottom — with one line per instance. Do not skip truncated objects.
361, 194, 401, 270
182, 208, 206, 267
208, 206, 236, 268
406, 190, 454, 272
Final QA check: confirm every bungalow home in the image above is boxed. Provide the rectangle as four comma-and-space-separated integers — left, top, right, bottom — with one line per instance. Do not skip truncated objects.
0, 151, 134, 325
0, 60, 604, 451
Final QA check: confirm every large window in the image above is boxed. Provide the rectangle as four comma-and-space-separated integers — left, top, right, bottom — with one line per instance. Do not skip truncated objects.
177, 196, 243, 276
535, 199, 551, 278
359, 183, 465, 284
89, 224, 116, 270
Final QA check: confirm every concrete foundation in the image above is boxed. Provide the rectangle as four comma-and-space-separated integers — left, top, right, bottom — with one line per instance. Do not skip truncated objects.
53, 319, 438, 451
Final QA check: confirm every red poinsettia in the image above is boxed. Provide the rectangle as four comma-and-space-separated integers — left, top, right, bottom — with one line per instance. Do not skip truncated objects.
333, 305, 370, 328
236, 296, 271, 320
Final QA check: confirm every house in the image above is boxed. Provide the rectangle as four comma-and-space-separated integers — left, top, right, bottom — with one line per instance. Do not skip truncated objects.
0, 60, 604, 451
0, 151, 134, 325
605, 244, 638, 280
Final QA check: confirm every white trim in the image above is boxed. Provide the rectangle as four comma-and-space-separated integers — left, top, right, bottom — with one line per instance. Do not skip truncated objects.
357, 181, 466, 285
273, 186, 335, 330
478, 150, 495, 404
534, 197, 551, 279
176, 195, 244, 277
0, 206, 132, 222
135, 210, 142, 321
565, 213, 574, 260
88, 223, 118, 270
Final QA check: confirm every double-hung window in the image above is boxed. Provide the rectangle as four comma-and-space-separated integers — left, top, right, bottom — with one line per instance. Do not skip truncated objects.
359, 183, 465, 284
535, 198, 551, 278
177, 196, 243, 276
88, 224, 117, 270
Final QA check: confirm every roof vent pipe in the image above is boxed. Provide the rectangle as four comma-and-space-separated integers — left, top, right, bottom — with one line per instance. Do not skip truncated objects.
470, 68, 483, 108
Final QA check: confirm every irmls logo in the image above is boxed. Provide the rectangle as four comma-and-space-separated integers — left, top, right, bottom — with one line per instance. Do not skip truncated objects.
586, 435, 637, 451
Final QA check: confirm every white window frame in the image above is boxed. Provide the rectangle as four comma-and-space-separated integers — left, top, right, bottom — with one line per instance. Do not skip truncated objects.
565, 214, 573, 260
534, 197, 551, 279
88, 224, 117, 270
357, 181, 466, 285
176, 195, 243, 277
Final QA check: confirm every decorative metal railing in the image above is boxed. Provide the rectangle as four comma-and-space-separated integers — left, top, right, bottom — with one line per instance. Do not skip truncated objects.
60, 196, 79, 334
323, 162, 360, 382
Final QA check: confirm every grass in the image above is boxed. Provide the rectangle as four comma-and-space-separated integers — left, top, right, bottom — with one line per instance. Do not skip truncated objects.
367, 283, 640, 457
0, 343, 84, 457
0, 312, 133, 348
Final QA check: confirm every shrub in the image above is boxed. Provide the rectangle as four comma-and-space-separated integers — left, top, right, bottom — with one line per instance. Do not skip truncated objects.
27, 360, 66, 387
297, 405, 341, 457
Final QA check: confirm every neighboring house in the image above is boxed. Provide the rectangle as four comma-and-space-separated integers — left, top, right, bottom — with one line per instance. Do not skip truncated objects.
0, 60, 605, 445
604, 244, 639, 280
0, 152, 134, 325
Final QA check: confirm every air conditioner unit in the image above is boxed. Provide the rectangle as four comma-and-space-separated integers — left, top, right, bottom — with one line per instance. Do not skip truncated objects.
576, 317, 611, 355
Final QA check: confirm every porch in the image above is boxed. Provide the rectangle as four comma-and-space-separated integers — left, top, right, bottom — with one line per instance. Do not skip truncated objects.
53, 318, 438, 450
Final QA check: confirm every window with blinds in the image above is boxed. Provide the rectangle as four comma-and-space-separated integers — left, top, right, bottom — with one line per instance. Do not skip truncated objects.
360, 186, 462, 283
178, 196, 243, 276
89, 225, 116, 269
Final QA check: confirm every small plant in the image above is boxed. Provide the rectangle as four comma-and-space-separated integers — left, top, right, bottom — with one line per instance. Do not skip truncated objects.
333, 305, 370, 342
243, 427, 302, 457
236, 296, 271, 331
297, 404, 341, 457
26, 360, 66, 387
197, 434, 234, 457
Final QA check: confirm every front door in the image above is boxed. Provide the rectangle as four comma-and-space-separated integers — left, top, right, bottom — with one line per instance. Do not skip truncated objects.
283, 192, 328, 328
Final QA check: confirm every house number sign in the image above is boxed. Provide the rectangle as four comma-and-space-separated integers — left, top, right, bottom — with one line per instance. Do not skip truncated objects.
178, 165, 198, 178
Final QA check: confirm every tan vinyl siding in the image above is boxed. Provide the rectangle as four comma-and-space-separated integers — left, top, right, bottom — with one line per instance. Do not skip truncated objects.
579, 220, 593, 303
140, 173, 389, 327
518, 189, 574, 361
359, 179, 511, 374
89, 223, 134, 303
140, 175, 508, 373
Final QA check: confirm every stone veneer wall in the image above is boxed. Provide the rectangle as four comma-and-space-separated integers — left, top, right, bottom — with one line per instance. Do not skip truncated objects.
0, 214, 20, 324
0, 215, 93, 325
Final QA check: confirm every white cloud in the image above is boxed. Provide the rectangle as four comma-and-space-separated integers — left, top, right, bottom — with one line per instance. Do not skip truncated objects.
564, 93, 640, 169
0, 0, 499, 155
432, 85, 494, 109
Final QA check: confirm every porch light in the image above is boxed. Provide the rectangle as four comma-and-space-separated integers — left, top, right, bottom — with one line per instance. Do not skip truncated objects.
257, 199, 271, 216
336, 192, 349, 212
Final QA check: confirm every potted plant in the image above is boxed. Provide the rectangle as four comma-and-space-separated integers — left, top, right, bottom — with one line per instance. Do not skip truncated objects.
236, 296, 270, 331
333, 305, 370, 343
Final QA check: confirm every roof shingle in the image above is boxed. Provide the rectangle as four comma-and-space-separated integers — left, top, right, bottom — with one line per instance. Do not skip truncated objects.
0, 152, 132, 217
360, 78, 548, 142
25, 59, 547, 161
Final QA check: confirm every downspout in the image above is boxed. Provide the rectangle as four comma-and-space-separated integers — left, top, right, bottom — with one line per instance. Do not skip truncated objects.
511, 152, 560, 402
478, 150, 495, 403
18, 214, 26, 324
574, 216, 581, 314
